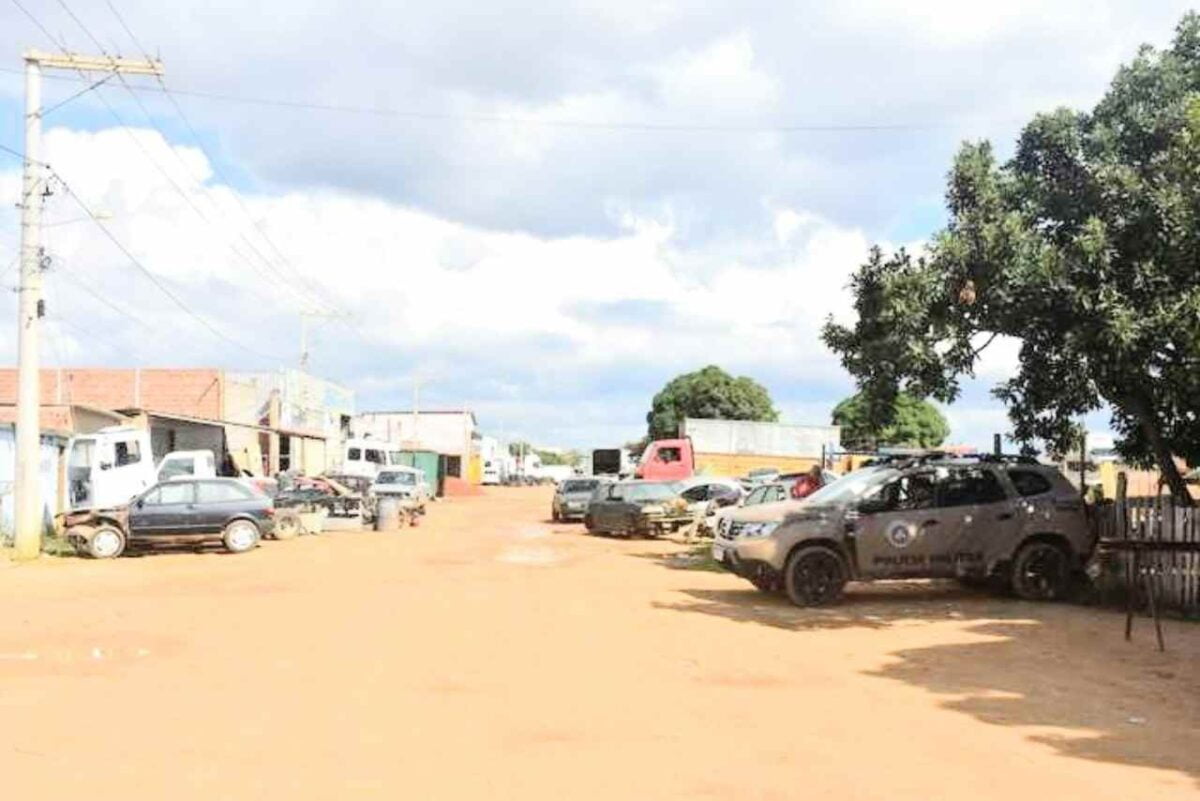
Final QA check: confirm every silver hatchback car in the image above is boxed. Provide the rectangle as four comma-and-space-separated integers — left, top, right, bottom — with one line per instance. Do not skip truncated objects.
715, 455, 1093, 606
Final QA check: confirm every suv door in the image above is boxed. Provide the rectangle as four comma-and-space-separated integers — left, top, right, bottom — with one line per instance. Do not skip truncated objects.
852, 469, 942, 578
932, 466, 1015, 576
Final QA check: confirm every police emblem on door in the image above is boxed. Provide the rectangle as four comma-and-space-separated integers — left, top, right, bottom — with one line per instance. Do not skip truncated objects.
886, 521, 917, 549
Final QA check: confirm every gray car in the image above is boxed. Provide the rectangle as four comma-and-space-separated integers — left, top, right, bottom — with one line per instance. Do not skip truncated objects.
552, 477, 610, 522
714, 455, 1093, 606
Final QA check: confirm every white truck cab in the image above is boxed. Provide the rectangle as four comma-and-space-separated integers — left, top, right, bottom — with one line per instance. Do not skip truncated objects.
342, 438, 405, 478
67, 427, 218, 510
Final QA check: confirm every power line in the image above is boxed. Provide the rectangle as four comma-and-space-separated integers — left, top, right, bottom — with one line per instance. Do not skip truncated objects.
45, 165, 282, 363
0, 66, 968, 136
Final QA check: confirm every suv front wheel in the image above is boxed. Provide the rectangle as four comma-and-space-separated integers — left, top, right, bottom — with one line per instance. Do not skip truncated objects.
1011, 540, 1071, 601
784, 545, 847, 607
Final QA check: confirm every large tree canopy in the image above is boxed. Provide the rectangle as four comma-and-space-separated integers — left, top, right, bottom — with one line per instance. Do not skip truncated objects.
823, 14, 1200, 502
646, 366, 777, 441
832, 393, 949, 451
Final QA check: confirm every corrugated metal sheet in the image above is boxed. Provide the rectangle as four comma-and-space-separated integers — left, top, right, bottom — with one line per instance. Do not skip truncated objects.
0, 426, 65, 541
682, 418, 840, 459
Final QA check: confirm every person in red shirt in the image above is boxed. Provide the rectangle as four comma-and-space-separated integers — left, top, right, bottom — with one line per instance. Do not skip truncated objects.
790, 465, 826, 500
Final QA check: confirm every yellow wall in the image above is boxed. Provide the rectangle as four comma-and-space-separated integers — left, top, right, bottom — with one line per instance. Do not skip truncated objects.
467, 454, 483, 484
694, 452, 820, 477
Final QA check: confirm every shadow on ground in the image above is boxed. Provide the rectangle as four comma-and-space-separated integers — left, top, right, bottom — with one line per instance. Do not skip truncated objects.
653, 572, 1200, 784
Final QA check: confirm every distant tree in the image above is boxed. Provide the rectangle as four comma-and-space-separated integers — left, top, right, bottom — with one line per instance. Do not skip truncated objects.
508, 441, 532, 458
832, 392, 949, 450
822, 14, 1200, 503
624, 438, 649, 460
646, 365, 778, 441
537, 449, 580, 467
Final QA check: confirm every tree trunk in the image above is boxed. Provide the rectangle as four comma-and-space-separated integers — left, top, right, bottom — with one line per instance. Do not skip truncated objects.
1137, 414, 1194, 507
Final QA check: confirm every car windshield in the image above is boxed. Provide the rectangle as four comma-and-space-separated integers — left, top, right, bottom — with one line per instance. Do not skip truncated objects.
623, 482, 678, 501
377, 471, 416, 485
562, 479, 599, 493
801, 466, 898, 506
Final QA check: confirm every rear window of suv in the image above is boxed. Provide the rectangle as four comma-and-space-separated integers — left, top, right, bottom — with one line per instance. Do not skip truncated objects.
1008, 469, 1053, 497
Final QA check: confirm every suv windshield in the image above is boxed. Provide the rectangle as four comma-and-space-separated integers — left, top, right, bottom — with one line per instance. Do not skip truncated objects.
802, 466, 898, 506
562, 479, 599, 493
623, 482, 678, 502
377, 471, 416, 485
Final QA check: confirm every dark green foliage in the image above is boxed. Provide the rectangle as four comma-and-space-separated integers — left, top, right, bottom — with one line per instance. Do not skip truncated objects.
823, 14, 1200, 502
646, 365, 778, 441
832, 392, 949, 450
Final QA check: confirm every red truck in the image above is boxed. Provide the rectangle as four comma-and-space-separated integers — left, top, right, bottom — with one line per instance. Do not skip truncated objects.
634, 438, 695, 481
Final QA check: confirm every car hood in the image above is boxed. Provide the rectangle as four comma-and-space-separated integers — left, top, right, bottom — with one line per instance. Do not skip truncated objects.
729, 499, 808, 523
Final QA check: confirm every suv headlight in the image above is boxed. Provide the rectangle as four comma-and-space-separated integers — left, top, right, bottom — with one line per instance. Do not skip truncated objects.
640, 504, 665, 515
740, 521, 779, 539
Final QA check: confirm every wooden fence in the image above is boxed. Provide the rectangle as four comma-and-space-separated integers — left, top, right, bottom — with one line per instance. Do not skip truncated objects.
1094, 488, 1200, 617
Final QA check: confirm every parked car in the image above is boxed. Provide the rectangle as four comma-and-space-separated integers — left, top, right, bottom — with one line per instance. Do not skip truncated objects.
704, 481, 792, 538
371, 466, 431, 513
584, 480, 692, 537
62, 478, 275, 559
714, 455, 1093, 606
552, 477, 611, 522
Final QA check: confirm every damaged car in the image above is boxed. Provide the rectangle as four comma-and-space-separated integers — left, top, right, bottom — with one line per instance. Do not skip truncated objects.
584, 480, 692, 538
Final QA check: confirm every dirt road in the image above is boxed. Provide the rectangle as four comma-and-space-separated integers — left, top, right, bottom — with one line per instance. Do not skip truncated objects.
2, 487, 1197, 799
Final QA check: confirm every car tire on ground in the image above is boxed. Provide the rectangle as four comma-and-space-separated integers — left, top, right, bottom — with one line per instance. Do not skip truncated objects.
1011, 540, 1071, 601
88, 525, 126, 559
222, 519, 261, 554
784, 545, 847, 607
273, 510, 301, 540
552, 508, 561, 523
584, 514, 596, 534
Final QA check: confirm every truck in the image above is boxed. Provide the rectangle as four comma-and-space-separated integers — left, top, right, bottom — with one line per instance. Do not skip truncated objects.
591, 448, 624, 477
67, 427, 220, 511
635, 419, 841, 481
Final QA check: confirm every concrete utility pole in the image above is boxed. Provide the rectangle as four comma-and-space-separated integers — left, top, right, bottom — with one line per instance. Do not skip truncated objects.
299, 310, 347, 371
11, 50, 162, 561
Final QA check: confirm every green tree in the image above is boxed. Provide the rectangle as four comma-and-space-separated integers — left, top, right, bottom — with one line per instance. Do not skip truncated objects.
646, 365, 778, 441
822, 14, 1200, 502
832, 392, 949, 450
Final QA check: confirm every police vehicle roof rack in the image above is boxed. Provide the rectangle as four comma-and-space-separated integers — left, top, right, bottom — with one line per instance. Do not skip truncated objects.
862, 451, 1041, 468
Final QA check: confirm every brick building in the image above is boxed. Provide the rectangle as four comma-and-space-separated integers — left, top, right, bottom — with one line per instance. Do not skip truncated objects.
0, 367, 354, 476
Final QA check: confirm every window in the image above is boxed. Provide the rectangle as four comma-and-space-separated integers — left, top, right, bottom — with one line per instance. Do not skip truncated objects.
365, 449, 386, 465
769, 485, 787, 502
937, 468, 1008, 508
115, 439, 142, 467
154, 482, 195, 505
608, 485, 624, 501
682, 485, 709, 502
159, 458, 195, 480
197, 481, 252, 503
870, 472, 937, 512
745, 487, 768, 505
1008, 469, 1052, 498
348, 447, 362, 461
657, 447, 682, 463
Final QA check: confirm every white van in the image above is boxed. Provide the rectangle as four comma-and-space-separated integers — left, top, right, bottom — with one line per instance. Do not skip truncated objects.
341, 438, 406, 478
66, 428, 218, 510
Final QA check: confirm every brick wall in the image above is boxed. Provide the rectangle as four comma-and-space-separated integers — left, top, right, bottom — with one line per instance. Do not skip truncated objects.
0, 368, 223, 419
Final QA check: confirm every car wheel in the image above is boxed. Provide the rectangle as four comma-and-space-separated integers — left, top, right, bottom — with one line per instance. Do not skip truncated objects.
784, 545, 847, 607
583, 514, 595, 533
223, 520, 261, 554
273, 510, 301, 540
1011, 540, 1071, 601
88, 525, 126, 559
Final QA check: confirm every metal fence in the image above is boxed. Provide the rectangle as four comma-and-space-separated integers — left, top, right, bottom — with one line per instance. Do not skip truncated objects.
1095, 490, 1200, 617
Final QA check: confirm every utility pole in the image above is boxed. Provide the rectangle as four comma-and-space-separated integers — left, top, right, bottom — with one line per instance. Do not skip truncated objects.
412, 376, 422, 446
299, 310, 347, 372
11, 50, 162, 561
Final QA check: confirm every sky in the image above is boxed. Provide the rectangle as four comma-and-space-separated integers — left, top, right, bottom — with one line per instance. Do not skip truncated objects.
0, 1, 1192, 450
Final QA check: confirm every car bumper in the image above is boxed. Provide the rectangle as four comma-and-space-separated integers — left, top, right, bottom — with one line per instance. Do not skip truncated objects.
713, 537, 783, 577
637, 514, 693, 533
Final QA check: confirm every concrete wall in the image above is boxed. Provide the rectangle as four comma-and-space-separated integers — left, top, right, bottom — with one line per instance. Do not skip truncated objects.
682, 418, 841, 459
355, 412, 475, 459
